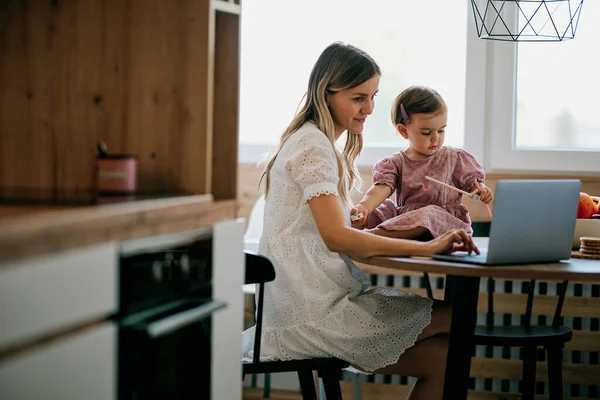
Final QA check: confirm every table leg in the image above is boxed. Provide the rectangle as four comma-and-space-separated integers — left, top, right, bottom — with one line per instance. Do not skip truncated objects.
442, 275, 480, 400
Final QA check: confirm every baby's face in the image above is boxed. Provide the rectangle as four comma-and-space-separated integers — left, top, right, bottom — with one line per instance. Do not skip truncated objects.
399, 108, 448, 160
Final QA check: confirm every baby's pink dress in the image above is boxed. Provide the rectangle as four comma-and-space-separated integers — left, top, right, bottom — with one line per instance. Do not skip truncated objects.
366, 147, 485, 237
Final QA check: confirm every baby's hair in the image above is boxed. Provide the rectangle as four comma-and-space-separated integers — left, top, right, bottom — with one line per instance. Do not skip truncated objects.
391, 85, 446, 126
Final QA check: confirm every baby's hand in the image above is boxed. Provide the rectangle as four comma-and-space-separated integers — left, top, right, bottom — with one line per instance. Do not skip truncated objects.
471, 183, 494, 204
350, 204, 369, 229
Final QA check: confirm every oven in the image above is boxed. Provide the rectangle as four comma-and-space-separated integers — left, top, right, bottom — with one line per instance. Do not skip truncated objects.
115, 239, 225, 399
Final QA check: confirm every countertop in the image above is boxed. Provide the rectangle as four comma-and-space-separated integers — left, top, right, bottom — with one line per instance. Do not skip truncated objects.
0, 194, 237, 264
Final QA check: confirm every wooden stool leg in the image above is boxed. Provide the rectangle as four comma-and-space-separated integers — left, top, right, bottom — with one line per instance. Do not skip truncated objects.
351, 373, 361, 400
318, 378, 326, 400
263, 373, 271, 398
521, 346, 537, 400
248, 293, 259, 390
546, 346, 564, 400
318, 369, 343, 400
297, 369, 317, 400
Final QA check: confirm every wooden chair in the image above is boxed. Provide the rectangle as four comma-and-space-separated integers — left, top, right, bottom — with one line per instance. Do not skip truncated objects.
423, 221, 572, 400
242, 251, 348, 400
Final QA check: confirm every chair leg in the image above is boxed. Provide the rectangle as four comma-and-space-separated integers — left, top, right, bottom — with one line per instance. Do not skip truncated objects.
249, 294, 259, 390
351, 373, 361, 400
297, 369, 318, 400
263, 373, 271, 398
318, 369, 343, 400
521, 346, 537, 400
546, 346, 564, 400
318, 378, 326, 400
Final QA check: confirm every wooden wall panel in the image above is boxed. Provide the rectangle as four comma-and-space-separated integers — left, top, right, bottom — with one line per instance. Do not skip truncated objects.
0, 0, 212, 194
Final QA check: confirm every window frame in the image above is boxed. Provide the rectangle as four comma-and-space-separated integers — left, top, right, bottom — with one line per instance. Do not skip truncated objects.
483, 39, 600, 174
239, 0, 600, 174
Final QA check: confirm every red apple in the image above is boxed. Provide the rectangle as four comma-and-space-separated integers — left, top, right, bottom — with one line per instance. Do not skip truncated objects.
577, 192, 597, 219
592, 195, 600, 214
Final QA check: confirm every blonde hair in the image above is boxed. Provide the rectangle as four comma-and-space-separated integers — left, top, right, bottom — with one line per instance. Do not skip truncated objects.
260, 42, 381, 205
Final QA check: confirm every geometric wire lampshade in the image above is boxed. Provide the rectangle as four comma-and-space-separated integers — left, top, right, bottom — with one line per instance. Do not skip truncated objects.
471, 0, 585, 41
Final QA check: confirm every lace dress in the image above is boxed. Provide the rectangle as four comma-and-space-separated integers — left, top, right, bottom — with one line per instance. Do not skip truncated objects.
241, 122, 433, 372
366, 147, 486, 237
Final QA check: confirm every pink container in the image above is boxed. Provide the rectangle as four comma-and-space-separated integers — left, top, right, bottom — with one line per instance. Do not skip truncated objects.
96, 155, 138, 194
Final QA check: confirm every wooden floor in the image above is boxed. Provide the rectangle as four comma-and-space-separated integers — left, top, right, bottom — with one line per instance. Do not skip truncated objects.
242, 381, 409, 400
243, 381, 583, 400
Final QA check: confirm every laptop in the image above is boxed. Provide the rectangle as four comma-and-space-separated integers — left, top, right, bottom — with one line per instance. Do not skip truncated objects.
432, 179, 580, 265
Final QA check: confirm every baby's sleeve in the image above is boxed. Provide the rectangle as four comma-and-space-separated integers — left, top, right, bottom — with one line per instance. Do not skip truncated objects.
452, 149, 486, 191
372, 157, 399, 192
288, 132, 339, 203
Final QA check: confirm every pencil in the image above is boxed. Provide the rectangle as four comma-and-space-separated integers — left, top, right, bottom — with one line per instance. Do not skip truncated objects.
425, 175, 493, 219
425, 176, 477, 198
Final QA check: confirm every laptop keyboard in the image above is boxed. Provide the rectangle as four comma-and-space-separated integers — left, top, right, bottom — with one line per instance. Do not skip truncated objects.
452, 253, 488, 262
437, 249, 489, 263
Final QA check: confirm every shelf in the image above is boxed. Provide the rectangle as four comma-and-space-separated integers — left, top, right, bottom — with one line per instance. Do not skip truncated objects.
0, 0, 241, 205
212, 7, 240, 201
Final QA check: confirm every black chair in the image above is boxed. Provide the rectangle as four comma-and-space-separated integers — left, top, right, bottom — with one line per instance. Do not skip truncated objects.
423, 222, 572, 400
242, 251, 348, 400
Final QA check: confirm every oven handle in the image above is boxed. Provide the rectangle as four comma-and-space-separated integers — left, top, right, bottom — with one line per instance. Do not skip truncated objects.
144, 299, 227, 338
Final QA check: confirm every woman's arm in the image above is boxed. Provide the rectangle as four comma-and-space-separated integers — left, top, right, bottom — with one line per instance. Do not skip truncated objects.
309, 194, 478, 259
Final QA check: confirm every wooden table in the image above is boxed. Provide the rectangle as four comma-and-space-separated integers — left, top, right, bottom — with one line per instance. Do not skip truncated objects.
352, 238, 600, 400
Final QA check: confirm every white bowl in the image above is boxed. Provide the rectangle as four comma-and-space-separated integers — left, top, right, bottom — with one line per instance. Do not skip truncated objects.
573, 219, 600, 249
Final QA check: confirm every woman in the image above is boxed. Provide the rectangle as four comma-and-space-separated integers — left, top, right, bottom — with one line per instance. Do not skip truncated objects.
243, 42, 478, 400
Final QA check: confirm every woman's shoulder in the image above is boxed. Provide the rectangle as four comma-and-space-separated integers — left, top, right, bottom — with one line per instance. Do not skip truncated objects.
283, 122, 332, 153
280, 122, 333, 160
292, 122, 330, 143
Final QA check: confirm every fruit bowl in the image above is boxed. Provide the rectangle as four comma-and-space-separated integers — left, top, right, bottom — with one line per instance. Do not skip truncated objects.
573, 218, 600, 249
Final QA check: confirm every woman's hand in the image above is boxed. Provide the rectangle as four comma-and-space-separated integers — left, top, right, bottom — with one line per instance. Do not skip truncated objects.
425, 229, 480, 256
350, 204, 369, 229
471, 182, 494, 204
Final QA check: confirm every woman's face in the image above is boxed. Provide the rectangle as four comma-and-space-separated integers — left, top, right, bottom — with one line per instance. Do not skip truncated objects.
326, 74, 380, 137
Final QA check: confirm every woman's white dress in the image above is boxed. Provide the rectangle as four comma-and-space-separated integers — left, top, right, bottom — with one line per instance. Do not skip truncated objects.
242, 122, 433, 372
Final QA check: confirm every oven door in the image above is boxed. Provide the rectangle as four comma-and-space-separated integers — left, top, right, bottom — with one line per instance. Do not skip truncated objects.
117, 298, 225, 400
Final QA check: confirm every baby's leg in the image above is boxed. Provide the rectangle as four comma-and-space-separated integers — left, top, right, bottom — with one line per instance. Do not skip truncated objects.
368, 226, 430, 240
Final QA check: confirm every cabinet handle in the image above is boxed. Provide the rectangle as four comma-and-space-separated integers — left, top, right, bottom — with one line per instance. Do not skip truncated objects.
145, 300, 226, 338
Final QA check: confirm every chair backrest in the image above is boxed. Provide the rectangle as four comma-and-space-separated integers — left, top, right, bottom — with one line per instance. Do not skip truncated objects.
423, 222, 569, 328
244, 251, 275, 364
471, 221, 491, 237
423, 221, 491, 298
471, 222, 569, 329
245, 251, 275, 285
485, 278, 568, 329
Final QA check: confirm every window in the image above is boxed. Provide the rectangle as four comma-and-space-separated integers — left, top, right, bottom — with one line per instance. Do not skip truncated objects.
240, 1, 599, 174
485, 1, 600, 173
239, 0, 468, 165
